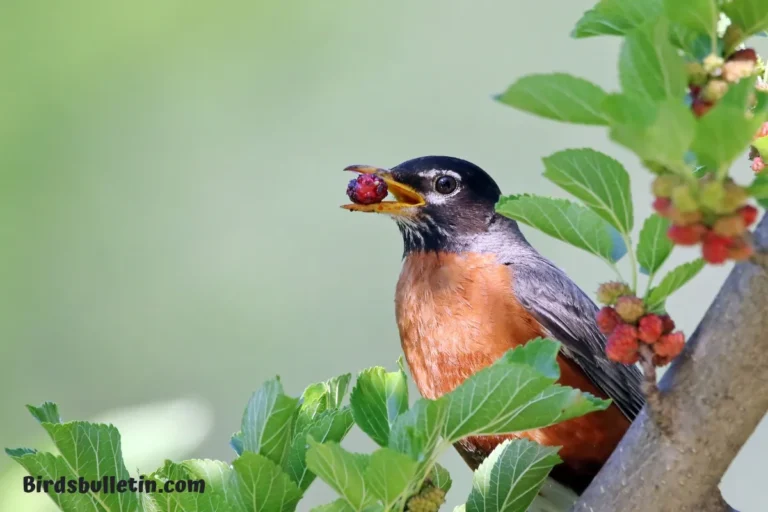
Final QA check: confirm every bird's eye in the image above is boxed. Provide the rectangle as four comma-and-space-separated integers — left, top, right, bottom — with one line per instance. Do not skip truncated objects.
434, 175, 458, 195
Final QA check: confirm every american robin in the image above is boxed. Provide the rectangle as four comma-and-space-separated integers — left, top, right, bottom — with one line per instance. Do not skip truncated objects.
342, 156, 644, 493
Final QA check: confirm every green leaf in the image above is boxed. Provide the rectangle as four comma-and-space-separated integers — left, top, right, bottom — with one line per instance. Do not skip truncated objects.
26, 402, 62, 424
182, 459, 245, 511
284, 407, 355, 491
13, 418, 140, 512
311, 500, 356, 512
496, 74, 609, 125
496, 195, 627, 263
296, 373, 352, 433
723, 0, 768, 38
149, 460, 241, 512
364, 448, 418, 508
691, 84, 764, 172
349, 365, 409, 447
748, 173, 768, 199
619, 18, 687, 101
242, 377, 301, 466
604, 96, 696, 172
389, 397, 449, 464
664, 0, 718, 43
754, 135, 768, 157
306, 439, 373, 511
637, 214, 674, 275
231, 431, 245, 455
465, 439, 562, 512
572, 0, 663, 38
233, 451, 302, 512
646, 259, 706, 310
542, 148, 634, 233
443, 341, 611, 442
430, 463, 453, 493
498, 337, 561, 380
9, 451, 107, 512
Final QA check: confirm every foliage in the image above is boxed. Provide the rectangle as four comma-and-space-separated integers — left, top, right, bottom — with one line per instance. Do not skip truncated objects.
7, 339, 606, 512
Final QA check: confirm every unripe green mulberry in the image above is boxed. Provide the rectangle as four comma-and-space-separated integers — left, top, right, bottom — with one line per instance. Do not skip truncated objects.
698, 180, 725, 212
671, 185, 699, 213
596, 281, 632, 306
406, 486, 446, 512
651, 175, 682, 198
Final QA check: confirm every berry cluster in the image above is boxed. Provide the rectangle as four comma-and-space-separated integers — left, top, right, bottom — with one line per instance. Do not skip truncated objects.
687, 48, 761, 118
596, 282, 685, 366
346, 174, 388, 205
405, 484, 446, 512
652, 175, 758, 264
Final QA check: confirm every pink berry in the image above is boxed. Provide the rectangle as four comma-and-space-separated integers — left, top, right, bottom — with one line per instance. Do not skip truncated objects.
346, 175, 388, 205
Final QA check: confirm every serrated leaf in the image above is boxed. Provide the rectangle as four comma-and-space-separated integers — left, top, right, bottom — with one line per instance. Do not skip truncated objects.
182, 459, 246, 511
496, 195, 627, 263
350, 366, 409, 447
5, 447, 36, 457
284, 407, 355, 491
572, 0, 663, 38
692, 102, 764, 172
620, 18, 687, 101
430, 463, 453, 493
388, 398, 448, 473
748, 173, 768, 198
296, 374, 352, 433
311, 500, 356, 512
542, 149, 633, 233
231, 431, 245, 456
498, 338, 561, 380
646, 259, 706, 310
305, 440, 373, 511
664, 0, 718, 43
363, 448, 418, 508
242, 377, 301, 466
26, 402, 62, 424
232, 452, 302, 512
38, 420, 139, 512
149, 460, 241, 512
443, 342, 611, 442
466, 439, 562, 512
723, 0, 768, 38
637, 214, 674, 275
604, 95, 696, 172
9, 451, 106, 512
754, 135, 768, 157
496, 74, 609, 125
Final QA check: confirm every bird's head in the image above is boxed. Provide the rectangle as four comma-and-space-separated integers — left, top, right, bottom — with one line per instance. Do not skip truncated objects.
342, 156, 507, 253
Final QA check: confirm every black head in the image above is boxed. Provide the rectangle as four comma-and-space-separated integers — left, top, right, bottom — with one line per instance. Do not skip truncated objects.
343, 156, 520, 253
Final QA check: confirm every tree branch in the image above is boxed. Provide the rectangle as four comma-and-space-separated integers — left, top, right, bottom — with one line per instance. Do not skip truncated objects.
572, 215, 768, 512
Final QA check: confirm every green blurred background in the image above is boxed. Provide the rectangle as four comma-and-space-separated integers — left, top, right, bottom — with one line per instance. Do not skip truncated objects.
1, 1, 766, 510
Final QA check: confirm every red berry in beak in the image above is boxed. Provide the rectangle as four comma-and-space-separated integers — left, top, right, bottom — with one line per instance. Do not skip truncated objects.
346, 174, 388, 205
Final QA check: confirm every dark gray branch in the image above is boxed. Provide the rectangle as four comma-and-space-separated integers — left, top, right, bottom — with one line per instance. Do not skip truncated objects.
572, 215, 768, 512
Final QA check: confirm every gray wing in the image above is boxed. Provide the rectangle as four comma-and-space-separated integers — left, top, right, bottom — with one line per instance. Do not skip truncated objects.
511, 256, 645, 420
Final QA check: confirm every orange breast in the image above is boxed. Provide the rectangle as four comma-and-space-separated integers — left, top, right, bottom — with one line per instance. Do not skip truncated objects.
395, 251, 629, 490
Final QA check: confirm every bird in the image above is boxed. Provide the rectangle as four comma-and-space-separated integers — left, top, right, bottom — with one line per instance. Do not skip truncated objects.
342, 155, 644, 493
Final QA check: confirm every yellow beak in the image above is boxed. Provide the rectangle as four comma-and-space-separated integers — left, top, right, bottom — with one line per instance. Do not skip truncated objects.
341, 165, 425, 213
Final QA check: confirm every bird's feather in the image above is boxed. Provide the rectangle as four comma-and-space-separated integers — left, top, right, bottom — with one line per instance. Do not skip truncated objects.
509, 254, 645, 420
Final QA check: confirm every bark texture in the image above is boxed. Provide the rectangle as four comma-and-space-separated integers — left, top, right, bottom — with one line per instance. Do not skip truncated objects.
572, 216, 768, 512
